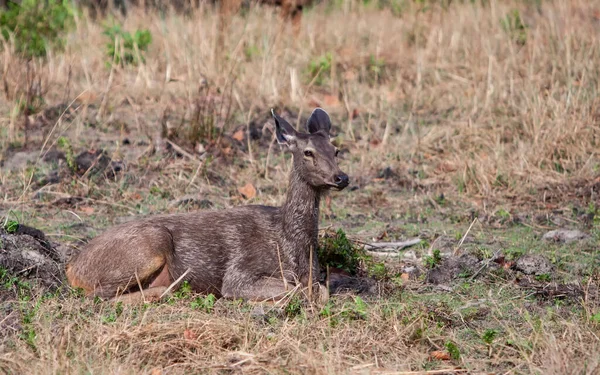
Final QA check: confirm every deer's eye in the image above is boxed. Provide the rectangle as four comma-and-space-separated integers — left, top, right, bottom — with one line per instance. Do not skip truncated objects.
304, 150, 314, 158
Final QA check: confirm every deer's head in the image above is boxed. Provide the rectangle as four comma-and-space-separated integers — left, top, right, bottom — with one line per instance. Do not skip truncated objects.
272, 108, 349, 191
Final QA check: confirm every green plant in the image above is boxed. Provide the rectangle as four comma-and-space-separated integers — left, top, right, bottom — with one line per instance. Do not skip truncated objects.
0, 0, 75, 58
172, 281, 192, 300
284, 295, 304, 318
306, 53, 333, 86
4, 219, 19, 233
243, 44, 259, 61
318, 229, 363, 275
482, 329, 498, 345
367, 54, 387, 84
500, 9, 527, 46
57, 136, 76, 174
591, 312, 600, 324
368, 262, 388, 279
1, 267, 31, 296
103, 25, 152, 66
535, 273, 551, 282
102, 302, 124, 324
445, 341, 461, 361
190, 294, 216, 313
341, 296, 368, 320
19, 297, 42, 350
496, 208, 511, 222
424, 249, 442, 268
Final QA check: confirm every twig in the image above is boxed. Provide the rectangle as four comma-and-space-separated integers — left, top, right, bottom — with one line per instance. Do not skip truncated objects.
159, 268, 191, 299
367, 251, 410, 258
364, 238, 422, 252
165, 139, 197, 160
308, 245, 313, 302
276, 244, 289, 291
135, 271, 145, 302
453, 217, 477, 256
186, 154, 207, 192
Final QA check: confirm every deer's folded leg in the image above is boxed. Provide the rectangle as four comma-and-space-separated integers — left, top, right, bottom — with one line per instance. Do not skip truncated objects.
221, 277, 291, 302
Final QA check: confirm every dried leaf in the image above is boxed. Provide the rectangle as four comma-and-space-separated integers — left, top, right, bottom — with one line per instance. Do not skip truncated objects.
400, 273, 410, 281
150, 368, 162, 375
430, 350, 451, 360
238, 183, 257, 200
323, 94, 340, 107
232, 129, 245, 142
80, 206, 95, 214
183, 329, 197, 340
308, 98, 321, 108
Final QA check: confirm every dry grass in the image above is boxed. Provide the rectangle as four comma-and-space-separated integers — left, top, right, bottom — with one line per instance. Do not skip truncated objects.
1, 0, 599, 202
1, 1, 600, 374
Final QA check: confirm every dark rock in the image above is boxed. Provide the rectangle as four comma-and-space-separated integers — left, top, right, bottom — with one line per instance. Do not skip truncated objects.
426, 254, 481, 284
327, 270, 378, 296
42, 149, 66, 163
42, 170, 61, 185
515, 254, 554, 276
542, 229, 588, 244
75, 149, 111, 175
378, 166, 396, 180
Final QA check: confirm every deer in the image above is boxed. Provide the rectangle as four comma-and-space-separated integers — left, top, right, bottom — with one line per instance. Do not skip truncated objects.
65, 108, 350, 304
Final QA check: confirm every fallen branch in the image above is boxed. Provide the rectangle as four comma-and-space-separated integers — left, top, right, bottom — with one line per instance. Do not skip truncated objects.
364, 238, 422, 252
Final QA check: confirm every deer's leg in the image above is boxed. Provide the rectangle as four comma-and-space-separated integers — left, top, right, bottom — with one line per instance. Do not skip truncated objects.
222, 275, 329, 303
222, 276, 290, 302
110, 286, 169, 304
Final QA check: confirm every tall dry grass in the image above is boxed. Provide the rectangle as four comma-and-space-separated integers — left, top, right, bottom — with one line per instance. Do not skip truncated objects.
1, 0, 599, 205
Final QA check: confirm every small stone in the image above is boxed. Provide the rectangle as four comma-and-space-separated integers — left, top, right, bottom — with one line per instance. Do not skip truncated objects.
515, 254, 554, 276
378, 166, 396, 180
542, 229, 588, 244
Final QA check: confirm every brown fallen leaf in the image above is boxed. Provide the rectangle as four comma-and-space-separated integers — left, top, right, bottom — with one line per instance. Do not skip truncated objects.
323, 94, 340, 107
400, 273, 410, 281
232, 129, 245, 142
238, 183, 257, 200
150, 368, 162, 375
80, 206, 95, 214
183, 329, 197, 340
308, 98, 321, 108
430, 350, 451, 360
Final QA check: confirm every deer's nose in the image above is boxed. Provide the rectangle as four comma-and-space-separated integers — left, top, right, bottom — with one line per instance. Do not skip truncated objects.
334, 173, 350, 189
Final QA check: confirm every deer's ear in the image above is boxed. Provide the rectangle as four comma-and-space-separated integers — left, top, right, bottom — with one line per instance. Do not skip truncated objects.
272, 109, 297, 147
306, 108, 332, 134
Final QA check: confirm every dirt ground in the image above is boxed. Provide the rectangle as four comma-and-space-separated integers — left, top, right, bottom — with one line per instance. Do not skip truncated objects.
1, 0, 600, 374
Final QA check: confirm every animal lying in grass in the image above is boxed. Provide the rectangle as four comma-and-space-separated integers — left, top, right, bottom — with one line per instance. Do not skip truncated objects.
66, 108, 349, 303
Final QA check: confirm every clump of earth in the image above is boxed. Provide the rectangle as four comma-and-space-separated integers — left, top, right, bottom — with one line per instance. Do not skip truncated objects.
0, 224, 67, 295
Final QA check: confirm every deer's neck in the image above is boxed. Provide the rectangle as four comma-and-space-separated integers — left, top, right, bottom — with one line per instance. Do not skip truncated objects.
280, 166, 322, 268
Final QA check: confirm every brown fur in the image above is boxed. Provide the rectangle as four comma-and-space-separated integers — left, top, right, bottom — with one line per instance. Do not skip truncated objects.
66, 108, 349, 303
